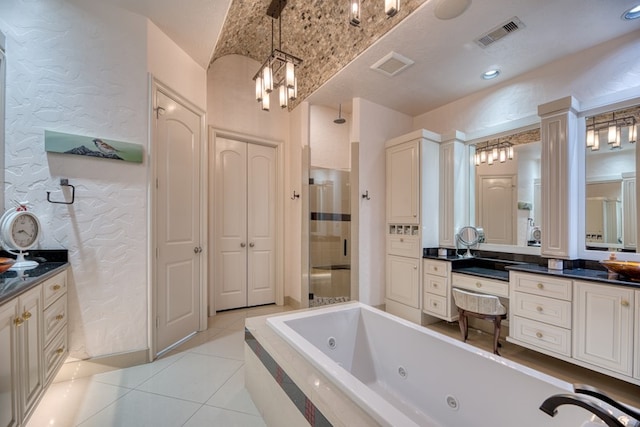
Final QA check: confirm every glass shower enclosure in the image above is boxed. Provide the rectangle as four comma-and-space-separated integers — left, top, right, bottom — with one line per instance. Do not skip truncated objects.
309, 167, 351, 307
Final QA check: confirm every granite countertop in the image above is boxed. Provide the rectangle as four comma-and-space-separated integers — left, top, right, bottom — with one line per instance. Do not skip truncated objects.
506, 263, 640, 289
452, 267, 510, 282
0, 250, 69, 305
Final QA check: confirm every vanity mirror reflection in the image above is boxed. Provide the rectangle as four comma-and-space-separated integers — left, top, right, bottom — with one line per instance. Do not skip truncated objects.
469, 128, 541, 251
584, 105, 638, 252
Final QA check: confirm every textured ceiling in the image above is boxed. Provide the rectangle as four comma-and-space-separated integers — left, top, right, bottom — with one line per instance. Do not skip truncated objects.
211, 0, 427, 109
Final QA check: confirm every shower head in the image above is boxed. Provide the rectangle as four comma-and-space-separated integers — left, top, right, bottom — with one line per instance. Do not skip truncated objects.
334, 104, 346, 124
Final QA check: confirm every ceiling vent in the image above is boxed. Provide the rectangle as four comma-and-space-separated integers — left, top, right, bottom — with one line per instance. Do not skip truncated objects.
474, 16, 525, 48
370, 51, 414, 77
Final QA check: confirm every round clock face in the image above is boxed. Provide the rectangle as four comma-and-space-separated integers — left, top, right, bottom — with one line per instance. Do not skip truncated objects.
11, 213, 40, 248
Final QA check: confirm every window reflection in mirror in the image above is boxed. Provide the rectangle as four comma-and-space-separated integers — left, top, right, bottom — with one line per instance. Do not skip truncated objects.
469, 128, 541, 249
585, 105, 638, 253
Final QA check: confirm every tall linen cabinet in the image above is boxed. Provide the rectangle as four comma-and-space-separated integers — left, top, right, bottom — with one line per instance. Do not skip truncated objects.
385, 130, 440, 323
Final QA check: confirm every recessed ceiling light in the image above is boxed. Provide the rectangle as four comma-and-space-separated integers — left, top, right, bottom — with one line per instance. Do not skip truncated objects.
622, 4, 640, 20
481, 69, 500, 80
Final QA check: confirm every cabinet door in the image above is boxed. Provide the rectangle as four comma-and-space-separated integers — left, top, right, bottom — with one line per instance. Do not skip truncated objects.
0, 299, 19, 427
573, 281, 634, 376
386, 141, 419, 224
386, 255, 420, 308
17, 286, 44, 420
635, 290, 639, 380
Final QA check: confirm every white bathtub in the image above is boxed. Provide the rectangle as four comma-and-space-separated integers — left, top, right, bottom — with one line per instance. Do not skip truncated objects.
265, 302, 594, 427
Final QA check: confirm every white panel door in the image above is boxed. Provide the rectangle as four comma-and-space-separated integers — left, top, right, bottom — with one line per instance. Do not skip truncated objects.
573, 281, 634, 376
247, 143, 277, 306
215, 138, 248, 310
215, 139, 276, 310
156, 90, 202, 353
386, 255, 420, 308
478, 176, 515, 245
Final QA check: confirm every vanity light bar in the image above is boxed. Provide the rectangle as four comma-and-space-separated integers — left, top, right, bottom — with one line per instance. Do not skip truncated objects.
586, 114, 637, 151
474, 140, 514, 166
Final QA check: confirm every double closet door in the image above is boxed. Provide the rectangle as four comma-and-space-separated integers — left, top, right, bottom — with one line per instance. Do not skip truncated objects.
215, 138, 276, 311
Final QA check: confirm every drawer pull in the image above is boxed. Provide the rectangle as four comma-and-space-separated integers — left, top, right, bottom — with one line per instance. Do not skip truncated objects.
14, 317, 24, 327
621, 300, 630, 307
537, 283, 544, 290
433, 284, 438, 288
476, 282, 482, 288
433, 266, 438, 272
55, 314, 65, 321
55, 348, 65, 355
400, 238, 404, 242
535, 332, 543, 339
53, 284, 61, 291
536, 306, 543, 312
432, 302, 438, 307
22, 311, 32, 320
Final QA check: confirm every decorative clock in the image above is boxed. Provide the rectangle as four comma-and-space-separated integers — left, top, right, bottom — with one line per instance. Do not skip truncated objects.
0, 202, 42, 269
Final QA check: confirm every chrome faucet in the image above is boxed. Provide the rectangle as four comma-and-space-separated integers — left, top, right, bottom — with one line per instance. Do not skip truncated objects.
539, 393, 624, 427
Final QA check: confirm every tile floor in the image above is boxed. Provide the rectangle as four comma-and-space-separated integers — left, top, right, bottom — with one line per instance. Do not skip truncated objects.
27, 304, 291, 427
28, 303, 640, 426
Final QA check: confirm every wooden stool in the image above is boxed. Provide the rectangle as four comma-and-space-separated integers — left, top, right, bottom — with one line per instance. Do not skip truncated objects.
452, 288, 507, 355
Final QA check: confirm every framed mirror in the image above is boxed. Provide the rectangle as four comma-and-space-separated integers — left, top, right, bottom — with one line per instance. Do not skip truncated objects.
584, 105, 638, 253
468, 127, 541, 253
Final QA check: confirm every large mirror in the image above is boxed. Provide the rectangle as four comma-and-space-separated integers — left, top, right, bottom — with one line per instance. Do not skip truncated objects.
469, 128, 541, 251
585, 105, 638, 252
0, 31, 5, 215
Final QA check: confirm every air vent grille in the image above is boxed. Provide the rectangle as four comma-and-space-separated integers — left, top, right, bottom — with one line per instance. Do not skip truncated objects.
475, 16, 525, 48
370, 51, 414, 77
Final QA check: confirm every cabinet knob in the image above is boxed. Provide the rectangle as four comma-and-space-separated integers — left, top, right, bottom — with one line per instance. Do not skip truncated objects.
537, 283, 544, 290
433, 267, 438, 271
240, 243, 246, 248
55, 314, 65, 321
249, 242, 255, 248
56, 348, 65, 355
432, 302, 438, 307
621, 300, 630, 307
476, 282, 482, 288
22, 311, 32, 320
433, 284, 438, 288
536, 306, 543, 312
400, 238, 404, 242
53, 284, 61, 291
414, 265, 418, 270
536, 332, 543, 339
14, 317, 24, 327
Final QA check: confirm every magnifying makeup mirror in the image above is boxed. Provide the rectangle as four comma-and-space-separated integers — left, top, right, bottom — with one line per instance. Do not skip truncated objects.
457, 226, 484, 258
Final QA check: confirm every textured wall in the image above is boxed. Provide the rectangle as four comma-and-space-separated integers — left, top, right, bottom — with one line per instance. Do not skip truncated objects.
212, 0, 427, 109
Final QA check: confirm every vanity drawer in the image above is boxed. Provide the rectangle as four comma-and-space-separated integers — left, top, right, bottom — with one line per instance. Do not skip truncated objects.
423, 259, 450, 278
386, 235, 421, 258
423, 292, 447, 317
452, 273, 509, 298
44, 328, 68, 385
43, 271, 67, 308
43, 295, 67, 345
424, 275, 448, 297
511, 272, 571, 301
512, 292, 571, 328
511, 316, 571, 357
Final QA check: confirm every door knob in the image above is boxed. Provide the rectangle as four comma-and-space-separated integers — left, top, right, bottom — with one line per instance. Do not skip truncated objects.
249, 242, 255, 247
240, 243, 246, 248
193, 247, 202, 253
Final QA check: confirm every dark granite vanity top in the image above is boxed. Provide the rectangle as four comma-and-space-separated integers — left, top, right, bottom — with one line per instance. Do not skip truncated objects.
0, 250, 69, 305
506, 263, 640, 288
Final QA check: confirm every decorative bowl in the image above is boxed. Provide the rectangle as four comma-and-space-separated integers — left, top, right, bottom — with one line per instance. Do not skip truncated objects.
599, 260, 640, 281
0, 257, 15, 274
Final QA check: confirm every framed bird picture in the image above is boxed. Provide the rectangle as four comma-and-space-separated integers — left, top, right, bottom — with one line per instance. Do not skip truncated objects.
44, 130, 143, 163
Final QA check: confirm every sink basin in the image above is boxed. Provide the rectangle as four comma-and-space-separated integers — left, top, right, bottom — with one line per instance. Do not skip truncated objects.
599, 260, 640, 281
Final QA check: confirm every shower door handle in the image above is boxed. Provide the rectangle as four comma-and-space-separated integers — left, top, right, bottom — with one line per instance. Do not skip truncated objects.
343, 239, 347, 257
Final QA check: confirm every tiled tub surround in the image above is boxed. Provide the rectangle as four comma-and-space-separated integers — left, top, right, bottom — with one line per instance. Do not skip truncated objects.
247, 302, 597, 427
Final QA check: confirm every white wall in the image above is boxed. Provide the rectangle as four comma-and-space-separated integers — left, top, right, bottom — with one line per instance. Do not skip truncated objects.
353, 98, 412, 306
0, 0, 207, 360
310, 105, 351, 170
414, 29, 640, 135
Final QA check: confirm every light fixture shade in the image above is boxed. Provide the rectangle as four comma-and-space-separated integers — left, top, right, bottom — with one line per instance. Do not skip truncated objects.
499, 149, 507, 163
286, 61, 295, 89
474, 153, 480, 166
261, 92, 270, 111
586, 129, 594, 147
629, 124, 637, 144
592, 132, 600, 151
279, 85, 288, 108
479, 150, 487, 163
487, 153, 494, 165
288, 77, 298, 101
255, 76, 263, 102
492, 147, 499, 159
612, 127, 621, 148
508, 146, 514, 160
385, 0, 399, 16
263, 65, 273, 94
607, 124, 617, 144
349, 0, 361, 26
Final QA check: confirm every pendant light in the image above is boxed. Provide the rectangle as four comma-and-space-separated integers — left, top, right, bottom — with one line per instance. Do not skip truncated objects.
385, 0, 400, 16
350, 0, 361, 26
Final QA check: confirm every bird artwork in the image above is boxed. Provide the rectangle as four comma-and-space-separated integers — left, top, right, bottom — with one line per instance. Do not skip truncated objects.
93, 138, 119, 155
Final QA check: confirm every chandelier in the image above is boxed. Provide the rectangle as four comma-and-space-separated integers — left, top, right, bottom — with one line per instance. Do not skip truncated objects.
586, 113, 637, 151
474, 140, 514, 166
254, 0, 302, 111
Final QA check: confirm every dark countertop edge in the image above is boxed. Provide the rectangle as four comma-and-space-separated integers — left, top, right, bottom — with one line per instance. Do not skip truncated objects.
505, 264, 640, 288
0, 263, 69, 306
451, 268, 510, 282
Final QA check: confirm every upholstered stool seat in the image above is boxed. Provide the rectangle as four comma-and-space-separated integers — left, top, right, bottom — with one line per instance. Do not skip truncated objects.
452, 288, 507, 355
